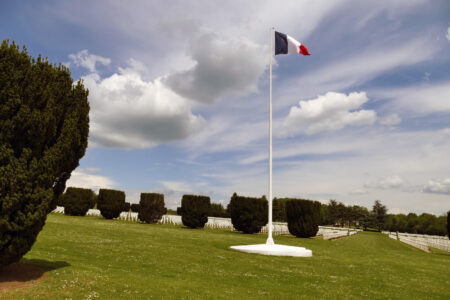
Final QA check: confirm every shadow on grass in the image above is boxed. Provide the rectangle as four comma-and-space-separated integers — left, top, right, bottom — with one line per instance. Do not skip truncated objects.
0, 258, 70, 283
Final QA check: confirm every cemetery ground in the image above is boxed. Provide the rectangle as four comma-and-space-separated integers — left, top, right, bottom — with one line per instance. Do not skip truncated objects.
1, 214, 449, 299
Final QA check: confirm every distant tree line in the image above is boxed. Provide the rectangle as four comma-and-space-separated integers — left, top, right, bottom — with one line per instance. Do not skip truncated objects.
385, 212, 447, 236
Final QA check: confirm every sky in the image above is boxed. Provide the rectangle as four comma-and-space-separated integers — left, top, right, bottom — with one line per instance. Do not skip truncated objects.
2, 0, 450, 215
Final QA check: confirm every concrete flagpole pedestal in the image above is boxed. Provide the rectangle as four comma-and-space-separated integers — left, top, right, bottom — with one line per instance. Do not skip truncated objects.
230, 244, 312, 257
230, 27, 312, 258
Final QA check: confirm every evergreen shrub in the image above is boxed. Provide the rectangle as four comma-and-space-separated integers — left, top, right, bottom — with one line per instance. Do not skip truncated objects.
138, 193, 165, 223
63, 187, 95, 216
286, 199, 321, 238
0, 40, 89, 266
273, 198, 288, 222
180, 195, 211, 228
228, 193, 268, 234
97, 189, 126, 219
131, 203, 140, 213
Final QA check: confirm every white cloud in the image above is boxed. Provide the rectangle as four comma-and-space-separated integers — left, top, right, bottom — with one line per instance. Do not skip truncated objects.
349, 189, 369, 195
68, 50, 111, 73
283, 91, 376, 135
157, 181, 217, 208
373, 81, 450, 116
66, 168, 116, 192
82, 60, 205, 149
446, 25, 450, 41
423, 178, 450, 195
379, 113, 402, 126
159, 181, 193, 194
164, 30, 267, 103
364, 175, 404, 190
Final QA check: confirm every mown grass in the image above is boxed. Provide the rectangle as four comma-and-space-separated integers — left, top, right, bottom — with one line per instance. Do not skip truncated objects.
2, 213, 449, 299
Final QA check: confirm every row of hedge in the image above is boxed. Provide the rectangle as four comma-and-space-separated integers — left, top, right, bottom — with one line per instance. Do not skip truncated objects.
58, 188, 322, 237
59, 188, 167, 224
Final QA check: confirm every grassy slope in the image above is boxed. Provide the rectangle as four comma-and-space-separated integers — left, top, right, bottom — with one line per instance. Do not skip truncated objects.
3, 213, 449, 299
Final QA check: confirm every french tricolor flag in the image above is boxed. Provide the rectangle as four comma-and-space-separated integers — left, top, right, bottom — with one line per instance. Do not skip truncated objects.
275, 31, 310, 56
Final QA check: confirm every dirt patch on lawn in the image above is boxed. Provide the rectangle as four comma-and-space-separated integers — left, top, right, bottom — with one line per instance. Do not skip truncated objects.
0, 263, 49, 291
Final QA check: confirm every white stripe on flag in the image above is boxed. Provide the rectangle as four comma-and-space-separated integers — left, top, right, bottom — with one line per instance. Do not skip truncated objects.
286, 35, 301, 54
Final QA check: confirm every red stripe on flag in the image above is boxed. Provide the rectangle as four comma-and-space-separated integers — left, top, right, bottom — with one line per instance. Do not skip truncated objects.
299, 44, 310, 56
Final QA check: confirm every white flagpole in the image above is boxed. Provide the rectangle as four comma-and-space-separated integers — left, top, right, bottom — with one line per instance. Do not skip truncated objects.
266, 27, 274, 245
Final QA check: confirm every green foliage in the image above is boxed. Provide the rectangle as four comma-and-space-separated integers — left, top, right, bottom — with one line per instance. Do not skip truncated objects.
62, 187, 95, 216
180, 195, 211, 228
325, 200, 369, 228
90, 193, 98, 209
272, 198, 288, 222
372, 200, 387, 231
228, 193, 268, 234
97, 189, 126, 219
319, 204, 330, 225
123, 202, 131, 212
447, 211, 450, 239
130, 203, 140, 213
386, 212, 447, 236
209, 203, 229, 218
285, 199, 321, 238
138, 193, 165, 224
166, 209, 178, 215
0, 40, 89, 266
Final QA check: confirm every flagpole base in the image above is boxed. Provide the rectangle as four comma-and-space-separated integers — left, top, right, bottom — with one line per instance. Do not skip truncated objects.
266, 237, 274, 245
230, 243, 312, 257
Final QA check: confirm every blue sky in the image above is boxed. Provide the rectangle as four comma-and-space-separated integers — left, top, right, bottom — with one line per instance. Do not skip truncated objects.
2, 0, 450, 214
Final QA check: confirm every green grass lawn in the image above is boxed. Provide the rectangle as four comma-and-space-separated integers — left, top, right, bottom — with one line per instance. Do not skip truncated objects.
3, 213, 450, 299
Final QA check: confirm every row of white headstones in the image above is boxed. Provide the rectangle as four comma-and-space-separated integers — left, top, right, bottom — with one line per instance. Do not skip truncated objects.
382, 231, 450, 252
52, 206, 360, 239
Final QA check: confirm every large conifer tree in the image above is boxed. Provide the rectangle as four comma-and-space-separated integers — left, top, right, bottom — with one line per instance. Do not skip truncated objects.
0, 40, 89, 266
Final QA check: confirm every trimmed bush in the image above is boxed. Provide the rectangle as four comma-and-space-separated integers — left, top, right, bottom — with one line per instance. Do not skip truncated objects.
176, 207, 182, 215
138, 193, 165, 224
0, 40, 89, 266
123, 202, 131, 212
131, 203, 141, 213
228, 193, 268, 234
97, 189, 126, 219
286, 199, 321, 238
273, 198, 288, 222
63, 187, 95, 216
180, 195, 211, 228
90, 194, 98, 209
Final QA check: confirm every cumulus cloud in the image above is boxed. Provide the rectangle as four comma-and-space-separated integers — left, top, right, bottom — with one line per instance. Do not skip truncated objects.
379, 113, 402, 126
68, 50, 111, 73
364, 175, 404, 190
81, 59, 205, 149
164, 31, 267, 103
423, 178, 450, 195
66, 168, 116, 192
283, 91, 377, 135
349, 188, 369, 195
